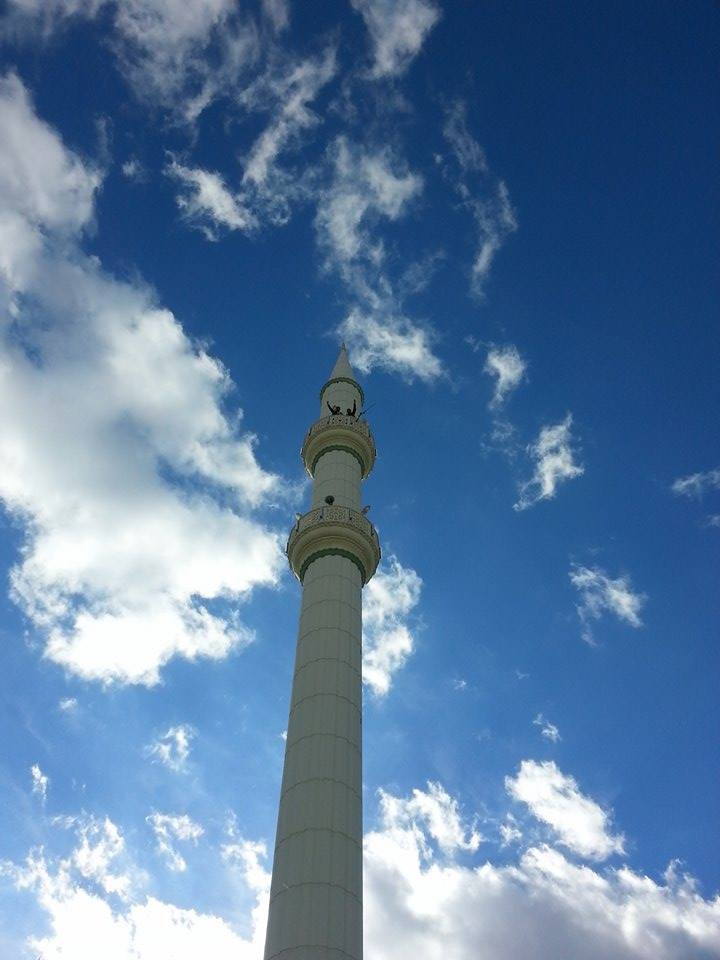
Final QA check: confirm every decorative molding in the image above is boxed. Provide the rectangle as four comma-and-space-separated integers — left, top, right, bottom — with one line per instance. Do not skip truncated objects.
319, 377, 365, 405
310, 444, 365, 475
287, 505, 381, 585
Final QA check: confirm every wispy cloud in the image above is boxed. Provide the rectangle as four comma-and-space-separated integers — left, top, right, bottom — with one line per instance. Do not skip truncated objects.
569, 564, 646, 645
316, 136, 443, 382
167, 160, 258, 239
5, 0, 259, 121
30, 764, 48, 802
514, 414, 584, 511
506, 760, 624, 860
484, 344, 527, 408
363, 556, 422, 696
442, 101, 517, 296
147, 812, 204, 872
145, 725, 195, 772
350, 0, 441, 78
533, 713, 561, 743
671, 466, 720, 499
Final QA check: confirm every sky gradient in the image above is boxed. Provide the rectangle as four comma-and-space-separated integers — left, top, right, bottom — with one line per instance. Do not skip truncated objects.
0, 2, 718, 957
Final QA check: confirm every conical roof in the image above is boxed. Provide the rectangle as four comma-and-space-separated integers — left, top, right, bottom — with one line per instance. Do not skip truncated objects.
330, 342, 356, 381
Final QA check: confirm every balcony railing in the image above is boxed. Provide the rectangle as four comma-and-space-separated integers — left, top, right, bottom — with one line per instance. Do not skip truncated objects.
287, 504, 379, 550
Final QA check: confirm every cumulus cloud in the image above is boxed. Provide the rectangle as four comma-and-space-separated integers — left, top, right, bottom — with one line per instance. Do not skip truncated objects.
533, 713, 561, 743
506, 760, 625, 861
442, 101, 517, 295
5, 776, 720, 960
485, 343, 527, 408
363, 556, 422, 696
376, 781, 482, 856
569, 564, 646, 645
144, 725, 195, 772
30, 764, 49, 801
365, 788, 720, 960
671, 467, 720, 499
147, 813, 204, 873
514, 414, 584, 510
351, 0, 441, 78
0, 74, 284, 686
3, 817, 268, 960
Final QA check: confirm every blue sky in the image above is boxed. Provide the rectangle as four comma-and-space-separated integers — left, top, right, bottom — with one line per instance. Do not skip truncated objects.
0, 1, 718, 956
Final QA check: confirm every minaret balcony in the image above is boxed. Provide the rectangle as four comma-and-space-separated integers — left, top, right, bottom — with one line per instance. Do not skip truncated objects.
301, 415, 376, 479
287, 505, 381, 585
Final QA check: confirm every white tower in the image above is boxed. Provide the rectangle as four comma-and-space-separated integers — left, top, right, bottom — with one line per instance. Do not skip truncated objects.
263, 346, 380, 960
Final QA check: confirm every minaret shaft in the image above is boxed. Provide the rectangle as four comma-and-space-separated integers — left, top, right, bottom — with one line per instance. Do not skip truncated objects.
264, 349, 379, 960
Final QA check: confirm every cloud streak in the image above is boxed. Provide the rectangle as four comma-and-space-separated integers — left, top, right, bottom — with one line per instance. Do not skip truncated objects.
569, 564, 646, 645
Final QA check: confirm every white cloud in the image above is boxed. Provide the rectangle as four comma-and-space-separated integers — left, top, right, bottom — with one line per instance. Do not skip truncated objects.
484, 343, 527, 408
220, 828, 270, 946
5, 779, 720, 960
147, 813, 204, 873
239, 47, 336, 193
145, 725, 195, 773
3, 822, 267, 960
363, 556, 422, 696
0, 74, 285, 687
316, 137, 442, 383
340, 307, 442, 383
442, 102, 517, 295
499, 814, 522, 847
569, 564, 646, 645
167, 161, 257, 240
506, 760, 625, 861
69, 816, 134, 898
261, 0, 289, 32
317, 136, 423, 268
4, 0, 257, 120
120, 158, 144, 181
59, 697, 78, 712
365, 791, 720, 960
514, 414, 584, 511
31, 763, 49, 801
351, 0, 441, 78
167, 47, 336, 237
376, 781, 482, 857
533, 713, 561, 743
671, 467, 720, 499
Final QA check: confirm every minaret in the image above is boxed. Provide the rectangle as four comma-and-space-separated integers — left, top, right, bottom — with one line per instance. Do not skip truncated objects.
263, 345, 380, 960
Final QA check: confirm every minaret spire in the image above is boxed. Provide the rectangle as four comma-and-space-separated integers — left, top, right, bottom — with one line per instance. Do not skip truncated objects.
329, 341, 355, 381
263, 348, 379, 960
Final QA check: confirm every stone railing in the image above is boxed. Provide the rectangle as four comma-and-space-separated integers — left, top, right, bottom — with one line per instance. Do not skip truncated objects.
286, 505, 381, 584
301, 415, 376, 479
304, 414, 371, 443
